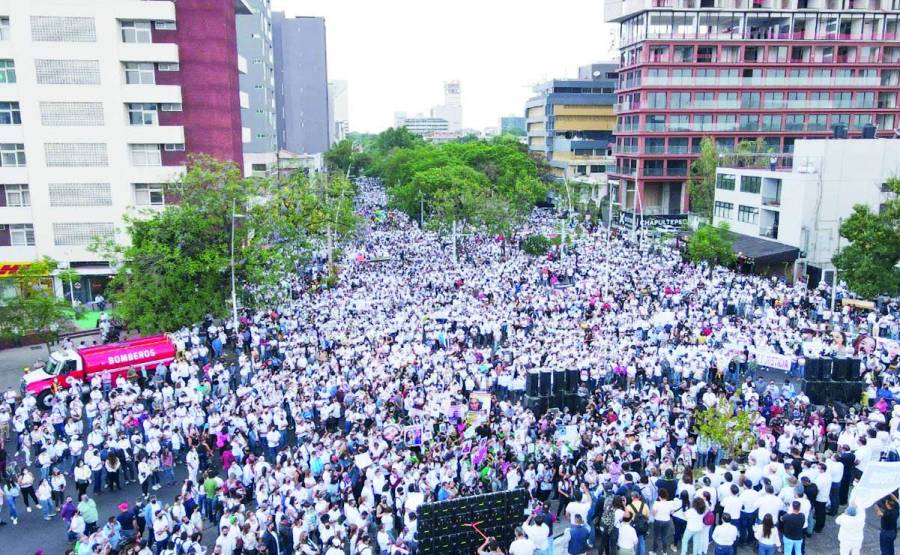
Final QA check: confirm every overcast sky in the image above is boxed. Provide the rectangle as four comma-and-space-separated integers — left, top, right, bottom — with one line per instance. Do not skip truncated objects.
271, 0, 616, 133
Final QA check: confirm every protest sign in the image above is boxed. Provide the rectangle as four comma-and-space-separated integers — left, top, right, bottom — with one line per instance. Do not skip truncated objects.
850, 461, 900, 508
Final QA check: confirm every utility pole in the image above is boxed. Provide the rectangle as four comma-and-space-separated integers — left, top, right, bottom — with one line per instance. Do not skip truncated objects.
230, 198, 239, 335
831, 217, 841, 312
452, 219, 458, 261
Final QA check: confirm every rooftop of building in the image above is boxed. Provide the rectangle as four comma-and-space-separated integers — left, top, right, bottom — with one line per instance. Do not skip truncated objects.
605, 0, 900, 22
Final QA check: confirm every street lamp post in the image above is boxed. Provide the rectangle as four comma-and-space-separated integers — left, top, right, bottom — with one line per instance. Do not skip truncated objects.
230, 198, 243, 335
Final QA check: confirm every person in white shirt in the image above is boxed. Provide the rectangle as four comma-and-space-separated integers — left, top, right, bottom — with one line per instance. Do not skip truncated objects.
721, 484, 743, 523
508, 527, 536, 555
651, 488, 678, 555
522, 514, 551, 555
835, 505, 865, 555
617, 514, 639, 555
711, 513, 739, 553
756, 484, 784, 524
826, 454, 844, 516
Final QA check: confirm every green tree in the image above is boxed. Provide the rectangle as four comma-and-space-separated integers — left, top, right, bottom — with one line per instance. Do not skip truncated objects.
832, 177, 900, 298
688, 137, 717, 221
324, 139, 373, 177
0, 258, 70, 344
96, 155, 358, 333
371, 127, 425, 155
694, 402, 755, 460
408, 165, 489, 231
521, 234, 552, 256
686, 222, 736, 271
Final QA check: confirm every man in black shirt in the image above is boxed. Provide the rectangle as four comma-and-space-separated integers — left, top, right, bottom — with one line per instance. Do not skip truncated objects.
876, 495, 899, 555
655, 468, 677, 502
780, 501, 806, 555
115, 502, 138, 542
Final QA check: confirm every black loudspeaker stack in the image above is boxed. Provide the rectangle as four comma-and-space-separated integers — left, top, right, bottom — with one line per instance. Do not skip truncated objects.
525, 368, 587, 417
553, 368, 567, 395
538, 369, 552, 397
416, 489, 529, 555
802, 357, 863, 406
526, 370, 539, 398
566, 369, 580, 394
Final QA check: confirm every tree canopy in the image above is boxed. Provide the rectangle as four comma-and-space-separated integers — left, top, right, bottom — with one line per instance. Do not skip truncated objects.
686, 221, 736, 269
0, 258, 70, 342
368, 132, 547, 237
832, 177, 900, 298
96, 155, 357, 332
688, 137, 717, 221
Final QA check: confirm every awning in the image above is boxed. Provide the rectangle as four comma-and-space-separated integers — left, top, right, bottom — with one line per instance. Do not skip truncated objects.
729, 232, 800, 265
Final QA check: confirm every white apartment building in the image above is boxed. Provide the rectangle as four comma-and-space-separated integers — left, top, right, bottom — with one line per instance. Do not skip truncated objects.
0, 0, 249, 303
394, 112, 449, 136
713, 138, 900, 278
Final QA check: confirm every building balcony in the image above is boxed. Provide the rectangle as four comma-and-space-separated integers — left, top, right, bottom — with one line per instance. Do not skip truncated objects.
689, 100, 740, 110
644, 167, 664, 176
761, 196, 781, 207
121, 84, 182, 105
118, 42, 179, 64
238, 55, 248, 75
125, 125, 184, 145
639, 75, 881, 88
128, 165, 186, 183
114, 0, 176, 21
0, 245, 38, 260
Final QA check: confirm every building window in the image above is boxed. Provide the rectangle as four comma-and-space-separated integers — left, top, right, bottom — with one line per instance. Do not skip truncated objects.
40, 102, 104, 126
45, 143, 108, 167
127, 103, 158, 126
714, 201, 733, 219
124, 62, 155, 85
120, 20, 152, 43
4, 184, 29, 207
716, 173, 735, 191
9, 223, 34, 246
130, 144, 161, 166
740, 175, 762, 194
0, 101, 20, 125
154, 21, 177, 31
48, 183, 112, 207
0, 143, 25, 167
738, 205, 759, 224
251, 164, 267, 172
0, 17, 10, 41
0, 59, 15, 83
590, 165, 605, 173
35, 59, 99, 85
160, 103, 182, 112
52, 223, 115, 246
157, 62, 180, 72
163, 143, 184, 151
30, 16, 96, 42
134, 183, 165, 206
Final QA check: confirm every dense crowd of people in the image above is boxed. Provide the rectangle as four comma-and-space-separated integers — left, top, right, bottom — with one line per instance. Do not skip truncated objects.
1, 178, 900, 555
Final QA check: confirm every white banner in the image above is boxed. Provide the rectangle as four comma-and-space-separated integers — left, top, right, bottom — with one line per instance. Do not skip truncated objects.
754, 351, 793, 372
851, 462, 900, 509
